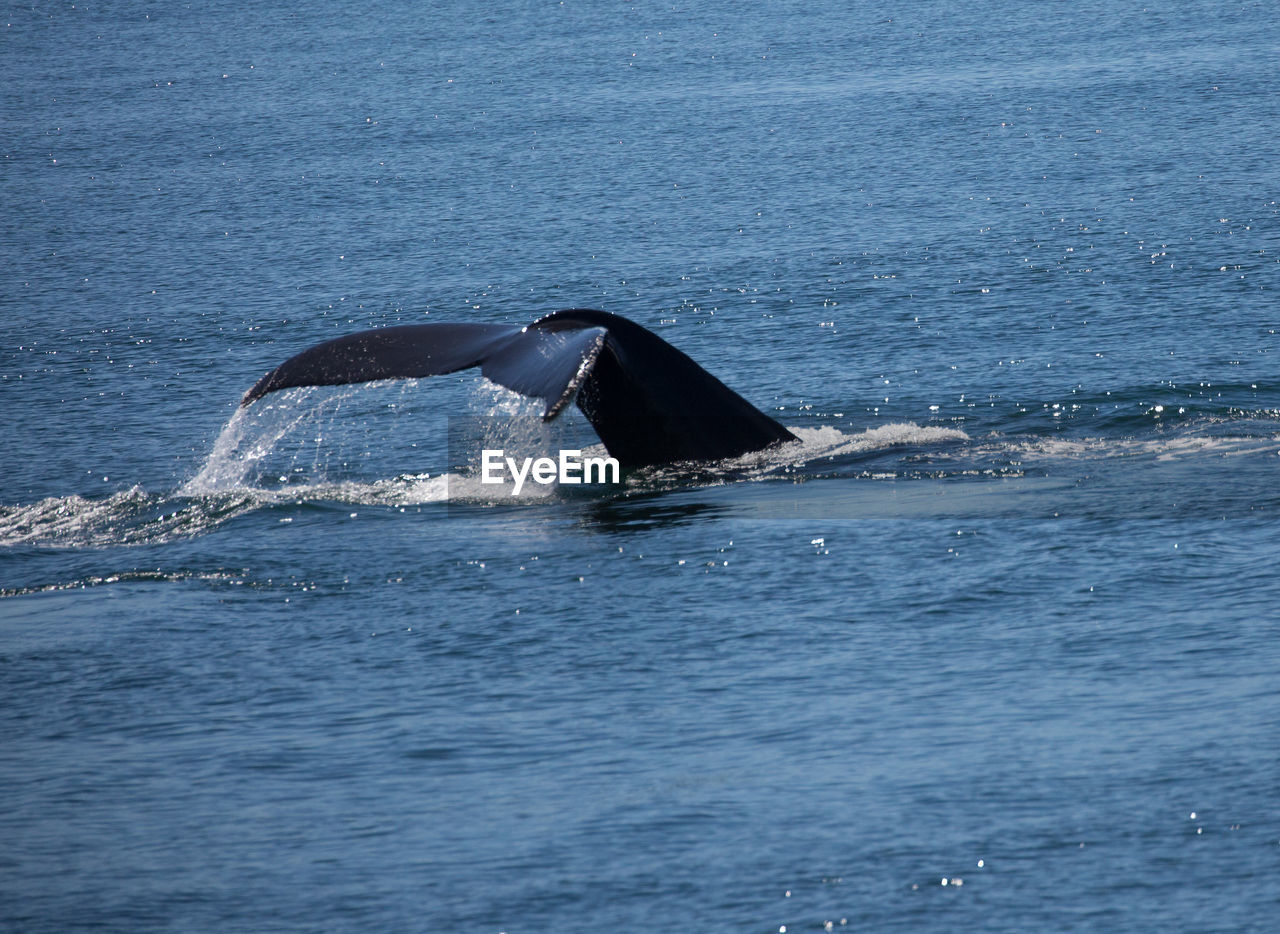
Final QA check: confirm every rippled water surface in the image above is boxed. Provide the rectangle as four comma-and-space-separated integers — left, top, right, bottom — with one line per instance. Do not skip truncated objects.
3, 2, 1280, 931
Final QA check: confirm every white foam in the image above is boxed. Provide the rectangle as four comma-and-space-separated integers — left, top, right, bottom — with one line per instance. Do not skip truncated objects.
0, 486, 263, 548
716, 422, 971, 476
788, 422, 971, 460
282, 473, 453, 506
1006, 432, 1280, 463
0, 487, 148, 546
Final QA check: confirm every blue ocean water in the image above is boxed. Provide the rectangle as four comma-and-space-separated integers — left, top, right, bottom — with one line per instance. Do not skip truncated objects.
3, 1, 1280, 931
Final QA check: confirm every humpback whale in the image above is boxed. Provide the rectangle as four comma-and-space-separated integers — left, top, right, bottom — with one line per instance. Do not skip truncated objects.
242, 309, 796, 469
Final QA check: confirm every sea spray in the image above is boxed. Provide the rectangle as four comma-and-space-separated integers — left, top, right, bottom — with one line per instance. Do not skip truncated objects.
180, 387, 346, 495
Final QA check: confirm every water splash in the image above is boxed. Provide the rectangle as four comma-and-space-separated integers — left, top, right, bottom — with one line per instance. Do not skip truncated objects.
181, 386, 362, 495
180, 379, 561, 498
180, 404, 261, 495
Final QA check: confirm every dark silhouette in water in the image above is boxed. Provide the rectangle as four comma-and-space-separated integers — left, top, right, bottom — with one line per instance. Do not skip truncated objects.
242, 309, 795, 469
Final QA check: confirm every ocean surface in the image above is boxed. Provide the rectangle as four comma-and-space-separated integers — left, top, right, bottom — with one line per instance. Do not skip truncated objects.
3, 1, 1279, 931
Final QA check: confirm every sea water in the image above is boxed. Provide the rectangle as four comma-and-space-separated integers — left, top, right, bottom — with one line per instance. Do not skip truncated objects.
2, 2, 1279, 931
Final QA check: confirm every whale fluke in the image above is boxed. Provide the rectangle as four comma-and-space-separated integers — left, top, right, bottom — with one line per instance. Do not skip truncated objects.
241, 309, 795, 468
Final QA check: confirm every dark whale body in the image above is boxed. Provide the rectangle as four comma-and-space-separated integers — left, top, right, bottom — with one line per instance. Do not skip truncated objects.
242, 309, 795, 469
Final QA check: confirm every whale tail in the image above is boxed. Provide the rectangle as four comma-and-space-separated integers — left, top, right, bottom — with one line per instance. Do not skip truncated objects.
241, 309, 795, 468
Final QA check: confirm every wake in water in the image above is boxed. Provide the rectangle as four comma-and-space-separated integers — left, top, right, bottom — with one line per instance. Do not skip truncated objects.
0, 486, 262, 549
0, 409, 966, 550
4, 377, 1278, 548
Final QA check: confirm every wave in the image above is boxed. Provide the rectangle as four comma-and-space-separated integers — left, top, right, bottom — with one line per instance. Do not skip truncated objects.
0, 567, 250, 599
0, 486, 261, 549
